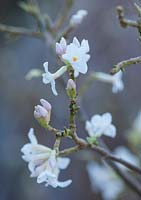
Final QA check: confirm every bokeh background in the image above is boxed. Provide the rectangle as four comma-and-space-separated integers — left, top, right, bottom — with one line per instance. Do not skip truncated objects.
1, 0, 141, 199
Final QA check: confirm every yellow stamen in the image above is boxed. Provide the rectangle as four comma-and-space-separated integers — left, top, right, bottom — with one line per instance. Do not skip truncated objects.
72, 57, 78, 62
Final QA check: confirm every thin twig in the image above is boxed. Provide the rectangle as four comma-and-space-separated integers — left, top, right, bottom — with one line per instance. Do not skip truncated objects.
110, 56, 141, 75
0, 23, 41, 38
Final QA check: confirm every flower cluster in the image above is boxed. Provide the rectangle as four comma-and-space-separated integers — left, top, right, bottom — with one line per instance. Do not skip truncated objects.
42, 37, 90, 95
21, 128, 72, 188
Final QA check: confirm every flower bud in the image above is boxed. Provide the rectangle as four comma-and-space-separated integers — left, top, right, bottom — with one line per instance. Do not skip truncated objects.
67, 79, 76, 90
56, 37, 67, 56
70, 10, 88, 27
66, 79, 76, 98
34, 99, 52, 128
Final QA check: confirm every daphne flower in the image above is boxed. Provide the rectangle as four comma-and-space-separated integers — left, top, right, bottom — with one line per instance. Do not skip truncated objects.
85, 113, 116, 138
87, 162, 124, 200
62, 37, 90, 77
56, 37, 67, 56
95, 71, 124, 93
21, 128, 72, 188
70, 10, 88, 26
42, 62, 67, 95
114, 146, 140, 171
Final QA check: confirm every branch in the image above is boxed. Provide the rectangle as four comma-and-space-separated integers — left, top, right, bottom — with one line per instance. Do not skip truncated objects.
0, 23, 41, 38
110, 56, 141, 75
116, 6, 139, 28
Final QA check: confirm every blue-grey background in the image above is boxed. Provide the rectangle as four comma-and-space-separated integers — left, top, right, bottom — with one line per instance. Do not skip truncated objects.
0, 0, 141, 199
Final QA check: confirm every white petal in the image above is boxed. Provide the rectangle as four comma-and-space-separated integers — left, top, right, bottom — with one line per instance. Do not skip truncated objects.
73, 37, 80, 47
81, 39, 89, 52
74, 69, 79, 77
60, 37, 67, 49
43, 62, 49, 72
91, 115, 102, 126
28, 128, 38, 144
104, 124, 116, 138
57, 179, 72, 188
37, 170, 56, 184
57, 157, 71, 169
102, 113, 112, 125
50, 79, 58, 96
85, 121, 94, 137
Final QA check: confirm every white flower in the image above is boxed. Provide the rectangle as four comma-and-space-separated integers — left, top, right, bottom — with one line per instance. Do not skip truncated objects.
95, 71, 124, 93
85, 113, 116, 138
70, 10, 88, 26
21, 128, 72, 188
56, 37, 67, 56
42, 62, 67, 95
62, 37, 90, 77
114, 146, 140, 171
133, 111, 141, 132
87, 162, 124, 200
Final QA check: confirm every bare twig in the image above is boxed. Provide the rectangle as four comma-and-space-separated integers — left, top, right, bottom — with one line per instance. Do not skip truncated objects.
0, 23, 41, 38
110, 56, 141, 75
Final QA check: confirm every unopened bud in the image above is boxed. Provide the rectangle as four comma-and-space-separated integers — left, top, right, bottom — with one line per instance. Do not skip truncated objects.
34, 99, 52, 128
67, 79, 76, 90
56, 37, 67, 56
66, 79, 76, 98
40, 99, 52, 111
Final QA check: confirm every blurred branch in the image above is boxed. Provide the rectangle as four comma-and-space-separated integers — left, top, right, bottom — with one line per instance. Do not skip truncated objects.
0, 23, 41, 38
116, 6, 139, 28
55, 0, 73, 30
110, 56, 141, 75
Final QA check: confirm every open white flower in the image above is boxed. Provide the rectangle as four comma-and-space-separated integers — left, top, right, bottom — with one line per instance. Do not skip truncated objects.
95, 71, 124, 93
85, 113, 116, 138
114, 146, 140, 171
42, 62, 67, 95
87, 162, 124, 200
21, 128, 72, 188
62, 37, 90, 77
70, 10, 88, 26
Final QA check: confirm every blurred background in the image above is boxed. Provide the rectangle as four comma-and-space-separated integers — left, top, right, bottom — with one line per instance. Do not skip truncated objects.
1, 0, 141, 199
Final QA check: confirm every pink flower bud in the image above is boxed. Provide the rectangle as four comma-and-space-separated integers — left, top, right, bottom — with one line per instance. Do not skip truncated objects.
67, 79, 76, 90
34, 105, 48, 118
40, 99, 52, 111
34, 99, 52, 126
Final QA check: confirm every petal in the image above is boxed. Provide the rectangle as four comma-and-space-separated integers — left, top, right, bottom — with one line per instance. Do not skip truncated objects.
85, 121, 94, 137
50, 79, 58, 96
37, 170, 56, 184
74, 69, 79, 77
102, 113, 112, 125
57, 179, 72, 188
81, 39, 89, 53
85, 54, 90, 62
57, 157, 71, 169
60, 37, 67, 49
43, 62, 49, 72
91, 115, 102, 126
104, 124, 116, 138
28, 128, 38, 144
73, 37, 80, 47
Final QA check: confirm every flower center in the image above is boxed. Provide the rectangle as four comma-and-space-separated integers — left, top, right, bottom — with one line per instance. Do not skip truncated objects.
72, 56, 78, 62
